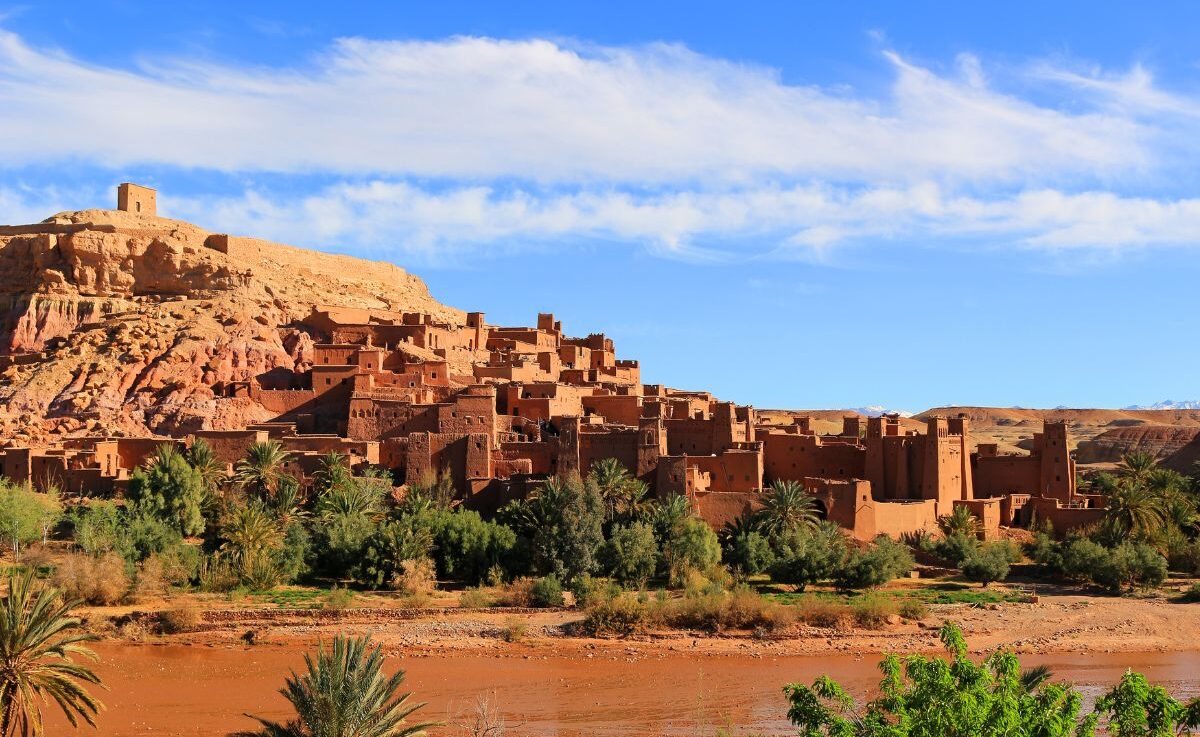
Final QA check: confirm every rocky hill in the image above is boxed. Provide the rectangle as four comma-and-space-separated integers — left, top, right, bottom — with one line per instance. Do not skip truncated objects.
918, 407, 1200, 464
0, 208, 458, 442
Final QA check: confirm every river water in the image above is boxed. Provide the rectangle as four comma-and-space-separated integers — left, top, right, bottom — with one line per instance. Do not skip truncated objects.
49, 643, 1200, 736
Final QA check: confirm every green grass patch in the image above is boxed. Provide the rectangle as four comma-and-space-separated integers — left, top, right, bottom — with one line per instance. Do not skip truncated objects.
249, 588, 328, 609
765, 583, 1025, 608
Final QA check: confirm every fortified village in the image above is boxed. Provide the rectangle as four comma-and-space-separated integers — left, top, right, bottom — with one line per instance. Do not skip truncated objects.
0, 185, 1105, 540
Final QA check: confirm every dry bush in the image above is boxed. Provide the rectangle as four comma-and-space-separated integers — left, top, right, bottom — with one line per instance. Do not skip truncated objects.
898, 599, 929, 621
117, 619, 150, 641
661, 586, 793, 633
159, 606, 201, 634
53, 552, 130, 606
459, 587, 497, 608
851, 595, 898, 629
582, 593, 657, 636
198, 556, 240, 593
794, 598, 851, 629
496, 577, 535, 607
500, 616, 528, 643
390, 558, 436, 597
323, 585, 355, 610
129, 554, 169, 603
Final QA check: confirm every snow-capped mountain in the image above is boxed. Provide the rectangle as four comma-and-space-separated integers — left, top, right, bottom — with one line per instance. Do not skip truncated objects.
1124, 400, 1200, 410
852, 406, 914, 418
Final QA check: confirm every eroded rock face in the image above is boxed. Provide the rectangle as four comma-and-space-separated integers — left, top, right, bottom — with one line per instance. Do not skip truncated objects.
0, 208, 460, 442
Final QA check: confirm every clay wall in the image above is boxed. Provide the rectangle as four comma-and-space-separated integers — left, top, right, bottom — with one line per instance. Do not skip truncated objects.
761, 432, 865, 482
581, 394, 642, 426
192, 430, 270, 466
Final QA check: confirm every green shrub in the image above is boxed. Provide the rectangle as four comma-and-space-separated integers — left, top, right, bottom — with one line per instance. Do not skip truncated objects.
1180, 584, 1200, 603
663, 517, 722, 586
722, 525, 775, 576
767, 523, 846, 591
934, 531, 980, 565
834, 536, 913, 590
582, 594, 655, 636
961, 542, 1013, 587
459, 587, 496, 608
1060, 538, 1110, 582
426, 509, 517, 584
599, 522, 659, 587
1025, 531, 1062, 573
530, 575, 564, 607
355, 518, 433, 588
1095, 542, 1167, 593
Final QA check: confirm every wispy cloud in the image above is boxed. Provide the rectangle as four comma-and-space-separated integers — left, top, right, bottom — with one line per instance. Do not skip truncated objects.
0, 30, 1152, 183
1, 29, 1199, 258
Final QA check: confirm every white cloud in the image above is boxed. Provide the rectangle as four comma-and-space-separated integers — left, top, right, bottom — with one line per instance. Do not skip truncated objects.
152, 181, 1200, 258
2, 29, 1200, 258
0, 30, 1154, 184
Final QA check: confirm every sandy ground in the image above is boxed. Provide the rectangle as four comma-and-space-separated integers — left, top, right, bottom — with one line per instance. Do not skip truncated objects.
82, 582, 1200, 660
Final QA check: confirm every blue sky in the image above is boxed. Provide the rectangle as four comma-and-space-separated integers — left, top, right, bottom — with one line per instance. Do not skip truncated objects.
2, 1, 1198, 411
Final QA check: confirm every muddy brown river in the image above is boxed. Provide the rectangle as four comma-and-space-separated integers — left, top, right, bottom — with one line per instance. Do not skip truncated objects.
47, 643, 1200, 736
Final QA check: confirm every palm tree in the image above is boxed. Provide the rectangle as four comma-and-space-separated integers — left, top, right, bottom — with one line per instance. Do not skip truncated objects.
757, 480, 820, 537
589, 458, 631, 522
1117, 451, 1158, 484
187, 439, 228, 495
1019, 664, 1054, 693
235, 441, 292, 499
312, 452, 350, 496
1103, 480, 1168, 540
245, 635, 435, 737
938, 505, 980, 538
0, 571, 103, 736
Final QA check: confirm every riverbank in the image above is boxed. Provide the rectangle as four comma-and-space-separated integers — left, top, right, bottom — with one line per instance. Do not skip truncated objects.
78, 578, 1200, 659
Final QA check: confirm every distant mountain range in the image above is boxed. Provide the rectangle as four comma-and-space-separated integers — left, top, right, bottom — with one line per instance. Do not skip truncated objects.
853, 406, 914, 418
1123, 400, 1200, 410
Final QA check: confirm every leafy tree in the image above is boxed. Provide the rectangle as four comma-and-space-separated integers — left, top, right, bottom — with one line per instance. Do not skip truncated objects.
961, 542, 1012, 587
599, 522, 659, 587
720, 516, 774, 576
833, 535, 913, 590
768, 522, 847, 591
0, 482, 59, 559
934, 531, 981, 565
783, 621, 1200, 736
757, 480, 821, 537
502, 475, 603, 582
70, 501, 124, 556
1094, 543, 1168, 593
1094, 670, 1200, 736
662, 516, 721, 585
234, 441, 292, 499
313, 512, 378, 580
244, 635, 435, 737
356, 519, 434, 589
0, 571, 103, 736
127, 444, 206, 536
424, 509, 515, 584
